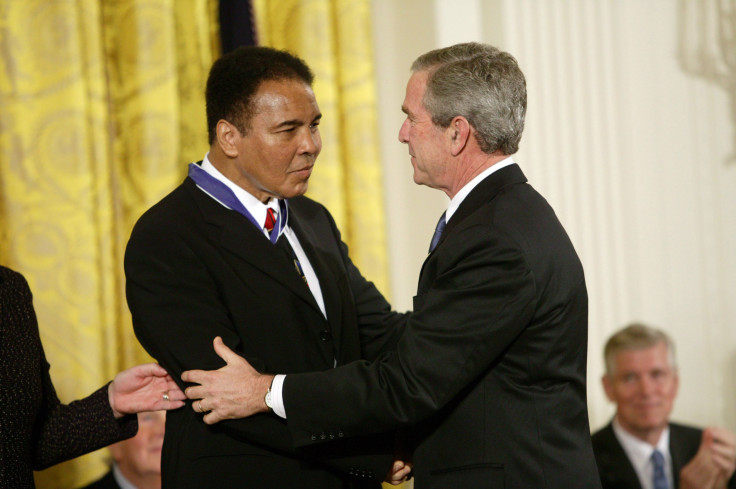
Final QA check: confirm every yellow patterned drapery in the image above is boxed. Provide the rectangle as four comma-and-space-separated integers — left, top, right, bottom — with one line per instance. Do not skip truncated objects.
253, 0, 390, 295
0, 1, 218, 487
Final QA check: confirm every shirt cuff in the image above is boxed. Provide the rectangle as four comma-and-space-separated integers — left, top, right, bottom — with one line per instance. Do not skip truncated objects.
271, 374, 287, 418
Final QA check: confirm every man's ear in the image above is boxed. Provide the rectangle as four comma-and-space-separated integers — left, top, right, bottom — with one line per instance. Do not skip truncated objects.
672, 368, 679, 398
216, 120, 241, 158
602, 374, 615, 402
448, 116, 471, 156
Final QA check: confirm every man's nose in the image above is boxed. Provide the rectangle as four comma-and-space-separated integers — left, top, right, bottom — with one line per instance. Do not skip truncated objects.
299, 128, 320, 155
637, 376, 656, 395
398, 119, 410, 143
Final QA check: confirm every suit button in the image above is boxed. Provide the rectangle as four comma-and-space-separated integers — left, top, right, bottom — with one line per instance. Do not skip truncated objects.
320, 432, 327, 440
311, 434, 317, 441
329, 432, 335, 439
337, 430, 344, 438
319, 330, 332, 341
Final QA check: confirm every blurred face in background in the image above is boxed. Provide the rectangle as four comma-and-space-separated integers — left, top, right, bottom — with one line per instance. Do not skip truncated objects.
602, 341, 679, 444
109, 410, 166, 484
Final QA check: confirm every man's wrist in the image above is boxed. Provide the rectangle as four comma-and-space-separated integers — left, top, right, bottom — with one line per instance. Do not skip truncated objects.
264, 385, 274, 411
107, 381, 123, 419
260, 374, 276, 413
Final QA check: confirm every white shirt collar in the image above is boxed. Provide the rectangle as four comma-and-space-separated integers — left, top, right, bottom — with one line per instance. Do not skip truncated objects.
200, 154, 284, 233
111, 464, 139, 489
446, 156, 515, 222
612, 418, 672, 489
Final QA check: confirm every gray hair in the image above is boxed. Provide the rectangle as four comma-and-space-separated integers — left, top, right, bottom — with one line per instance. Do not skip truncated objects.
603, 323, 677, 375
411, 42, 527, 155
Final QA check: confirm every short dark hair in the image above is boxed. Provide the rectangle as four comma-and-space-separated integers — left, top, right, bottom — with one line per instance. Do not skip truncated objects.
205, 46, 314, 144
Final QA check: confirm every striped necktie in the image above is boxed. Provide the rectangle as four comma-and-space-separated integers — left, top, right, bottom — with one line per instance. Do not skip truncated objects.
652, 450, 668, 489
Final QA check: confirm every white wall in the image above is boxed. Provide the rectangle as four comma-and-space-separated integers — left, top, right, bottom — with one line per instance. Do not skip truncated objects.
372, 0, 736, 432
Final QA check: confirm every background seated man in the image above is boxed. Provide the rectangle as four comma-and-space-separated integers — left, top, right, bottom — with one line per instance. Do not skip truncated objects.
592, 323, 736, 489
78, 411, 165, 489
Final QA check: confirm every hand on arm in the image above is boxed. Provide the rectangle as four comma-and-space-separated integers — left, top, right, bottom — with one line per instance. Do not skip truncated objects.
182, 336, 274, 424
108, 363, 186, 418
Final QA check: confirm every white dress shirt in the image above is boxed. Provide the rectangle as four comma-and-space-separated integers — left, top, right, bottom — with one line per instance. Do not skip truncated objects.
196, 154, 329, 419
612, 418, 674, 489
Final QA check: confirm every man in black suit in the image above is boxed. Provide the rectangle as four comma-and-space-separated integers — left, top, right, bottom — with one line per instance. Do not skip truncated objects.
125, 46, 409, 488
183, 42, 601, 488
79, 411, 165, 489
592, 323, 736, 489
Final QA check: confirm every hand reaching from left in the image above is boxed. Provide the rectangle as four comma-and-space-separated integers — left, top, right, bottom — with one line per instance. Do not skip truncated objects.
182, 336, 274, 424
108, 363, 186, 418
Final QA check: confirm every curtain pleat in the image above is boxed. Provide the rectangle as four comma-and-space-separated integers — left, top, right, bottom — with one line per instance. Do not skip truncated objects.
0, 1, 218, 486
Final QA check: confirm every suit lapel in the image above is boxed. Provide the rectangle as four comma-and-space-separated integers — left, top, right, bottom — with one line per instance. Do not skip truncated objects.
288, 206, 344, 348
669, 424, 689, 489
418, 163, 528, 280
598, 423, 644, 489
439, 163, 528, 250
184, 178, 321, 314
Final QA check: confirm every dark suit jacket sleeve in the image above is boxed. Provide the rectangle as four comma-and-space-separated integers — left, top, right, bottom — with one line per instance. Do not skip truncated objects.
32, 379, 138, 470
0, 267, 137, 475
125, 194, 398, 479
283, 220, 537, 444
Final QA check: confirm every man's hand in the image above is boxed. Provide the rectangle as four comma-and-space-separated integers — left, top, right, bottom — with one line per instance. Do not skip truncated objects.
182, 336, 274, 424
680, 427, 736, 489
385, 460, 413, 485
707, 427, 736, 488
108, 363, 186, 418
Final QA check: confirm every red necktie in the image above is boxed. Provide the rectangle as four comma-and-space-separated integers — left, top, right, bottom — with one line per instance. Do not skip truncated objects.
264, 208, 276, 233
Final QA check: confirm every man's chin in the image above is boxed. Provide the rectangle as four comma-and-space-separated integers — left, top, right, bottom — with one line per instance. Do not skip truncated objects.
412, 172, 428, 186
632, 418, 668, 433
282, 184, 309, 199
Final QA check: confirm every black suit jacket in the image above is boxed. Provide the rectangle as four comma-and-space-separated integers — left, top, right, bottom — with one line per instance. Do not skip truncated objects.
282, 164, 601, 488
125, 175, 406, 488
592, 421, 736, 489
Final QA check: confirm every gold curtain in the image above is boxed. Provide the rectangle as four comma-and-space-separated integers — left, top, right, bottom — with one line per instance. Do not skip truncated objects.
0, 0, 218, 487
253, 0, 390, 295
